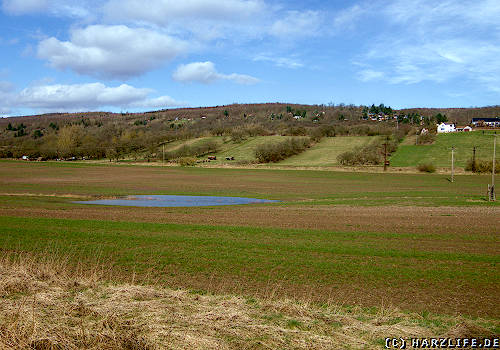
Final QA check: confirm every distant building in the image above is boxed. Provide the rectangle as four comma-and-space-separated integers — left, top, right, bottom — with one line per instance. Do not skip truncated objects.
456, 126, 473, 132
437, 123, 456, 133
470, 117, 500, 127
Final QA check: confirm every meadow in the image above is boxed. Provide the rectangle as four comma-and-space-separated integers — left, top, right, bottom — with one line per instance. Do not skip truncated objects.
274, 136, 373, 167
390, 131, 497, 167
147, 131, 498, 170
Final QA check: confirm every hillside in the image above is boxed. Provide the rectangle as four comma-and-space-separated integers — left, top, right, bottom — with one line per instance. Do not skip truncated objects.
277, 136, 375, 167
390, 131, 497, 168
212, 136, 287, 163
1, 103, 499, 167
153, 135, 381, 166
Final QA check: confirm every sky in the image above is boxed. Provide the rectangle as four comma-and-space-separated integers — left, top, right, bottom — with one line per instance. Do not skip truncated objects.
0, 0, 499, 116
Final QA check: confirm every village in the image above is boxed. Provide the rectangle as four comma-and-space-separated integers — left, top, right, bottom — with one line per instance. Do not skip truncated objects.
436, 117, 500, 133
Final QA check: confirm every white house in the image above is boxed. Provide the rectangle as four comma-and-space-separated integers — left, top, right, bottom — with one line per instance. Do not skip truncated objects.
437, 123, 456, 133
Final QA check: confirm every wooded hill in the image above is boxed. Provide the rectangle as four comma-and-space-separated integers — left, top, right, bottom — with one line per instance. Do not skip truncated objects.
0, 103, 498, 161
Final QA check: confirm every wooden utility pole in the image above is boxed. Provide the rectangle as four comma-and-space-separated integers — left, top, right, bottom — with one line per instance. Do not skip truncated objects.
451, 146, 455, 183
472, 146, 477, 172
491, 136, 496, 201
162, 144, 165, 163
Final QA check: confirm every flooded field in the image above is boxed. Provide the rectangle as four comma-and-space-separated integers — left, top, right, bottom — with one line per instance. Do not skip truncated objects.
74, 195, 279, 207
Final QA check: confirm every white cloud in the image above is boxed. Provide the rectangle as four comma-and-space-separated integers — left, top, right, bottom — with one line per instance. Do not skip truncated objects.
2, 0, 48, 14
103, 0, 265, 25
333, 4, 366, 31
357, 69, 384, 82
0, 81, 15, 115
102, 1, 328, 44
173, 61, 259, 85
37, 25, 187, 79
352, 0, 500, 92
5, 82, 184, 112
130, 95, 184, 109
2, 0, 94, 18
385, 0, 500, 29
269, 10, 323, 38
253, 55, 303, 69
101, 0, 272, 45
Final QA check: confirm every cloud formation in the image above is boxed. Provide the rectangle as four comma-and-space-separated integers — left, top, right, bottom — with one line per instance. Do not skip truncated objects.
357, 69, 384, 82
0, 80, 15, 114
253, 55, 303, 69
4, 82, 184, 113
2, 0, 94, 18
37, 25, 187, 79
349, 0, 500, 92
269, 10, 323, 39
2, 0, 48, 14
103, 0, 264, 25
173, 61, 259, 85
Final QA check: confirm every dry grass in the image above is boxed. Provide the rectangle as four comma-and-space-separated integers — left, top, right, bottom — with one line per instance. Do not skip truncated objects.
0, 253, 497, 350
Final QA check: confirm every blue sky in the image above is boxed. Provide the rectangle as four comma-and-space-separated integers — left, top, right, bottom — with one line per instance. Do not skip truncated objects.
1, 0, 499, 116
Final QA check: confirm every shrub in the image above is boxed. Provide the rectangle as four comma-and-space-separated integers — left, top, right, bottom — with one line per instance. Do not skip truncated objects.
337, 138, 395, 166
164, 140, 219, 160
284, 126, 307, 136
255, 137, 311, 163
177, 157, 197, 166
416, 133, 435, 145
465, 158, 500, 173
337, 145, 381, 165
417, 163, 436, 173
230, 129, 247, 143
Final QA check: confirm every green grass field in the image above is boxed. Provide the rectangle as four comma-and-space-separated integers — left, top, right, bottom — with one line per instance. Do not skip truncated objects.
166, 135, 376, 166
212, 136, 287, 162
167, 131, 498, 170
161, 136, 288, 163
390, 131, 497, 167
277, 136, 374, 166
162, 136, 221, 152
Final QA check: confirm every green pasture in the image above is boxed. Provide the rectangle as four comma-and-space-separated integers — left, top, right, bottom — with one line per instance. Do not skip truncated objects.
212, 136, 286, 162
390, 131, 497, 167
160, 136, 289, 163
277, 136, 374, 166
162, 136, 220, 152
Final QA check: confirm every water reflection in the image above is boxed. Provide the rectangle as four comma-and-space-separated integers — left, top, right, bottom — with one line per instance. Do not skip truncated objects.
74, 195, 278, 207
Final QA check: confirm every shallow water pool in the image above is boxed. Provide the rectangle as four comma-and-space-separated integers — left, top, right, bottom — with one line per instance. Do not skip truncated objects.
74, 195, 278, 207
